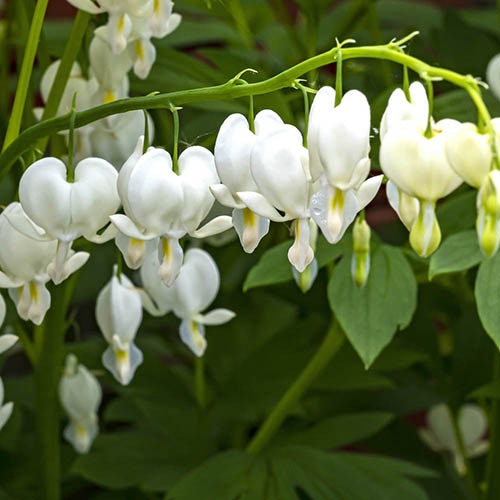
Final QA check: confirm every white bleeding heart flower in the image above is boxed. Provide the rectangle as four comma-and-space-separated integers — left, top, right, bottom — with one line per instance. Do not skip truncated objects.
445, 120, 500, 189
237, 124, 314, 272
59, 354, 102, 453
380, 119, 463, 257
307, 87, 383, 244
18, 157, 120, 284
212, 110, 285, 253
111, 138, 231, 285
385, 180, 419, 231
379, 81, 429, 139
0, 203, 89, 324
419, 403, 489, 476
96, 268, 143, 385
140, 248, 235, 357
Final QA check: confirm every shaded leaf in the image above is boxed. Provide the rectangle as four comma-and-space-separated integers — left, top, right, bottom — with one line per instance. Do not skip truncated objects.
429, 230, 483, 279
328, 245, 417, 368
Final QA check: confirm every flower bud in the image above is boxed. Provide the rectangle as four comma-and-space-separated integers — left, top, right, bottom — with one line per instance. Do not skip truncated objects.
351, 217, 371, 287
476, 170, 500, 257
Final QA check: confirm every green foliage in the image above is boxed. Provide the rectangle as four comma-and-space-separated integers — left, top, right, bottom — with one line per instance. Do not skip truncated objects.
166, 446, 432, 500
429, 230, 484, 279
328, 244, 417, 368
475, 252, 500, 350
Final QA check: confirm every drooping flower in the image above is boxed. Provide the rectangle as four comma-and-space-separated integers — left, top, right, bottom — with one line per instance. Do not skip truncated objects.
0, 203, 88, 324
141, 248, 235, 357
419, 403, 489, 475
237, 124, 314, 272
17, 157, 120, 283
212, 110, 286, 253
111, 138, 231, 285
307, 87, 383, 244
59, 354, 102, 453
96, 268, 143, 385
380, 118, 463, 257
445, 120, 500, 189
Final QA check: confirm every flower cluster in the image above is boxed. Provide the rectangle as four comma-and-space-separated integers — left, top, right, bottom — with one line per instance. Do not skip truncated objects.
380, 80, 500, 258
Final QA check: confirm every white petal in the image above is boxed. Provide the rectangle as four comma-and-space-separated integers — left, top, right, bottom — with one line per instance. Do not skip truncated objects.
102, 341, 143, 386
172, 248, 219, 318
0, 333, 18, 354
19, 158, 72, 240
190, 216, 233, 238
10, 281, 51, 325
426, 404, 458, 453
209, 184, 242, 209
308, 86, 336, 182
232, 208, 270, 253
250, 125, 310, 217
139, 249, 175, 316
179, 319, 207, 357
66, 0, 104, 14
487, 53, 500, 102
288, 218, 314, 272
87, 223, 119, 244
0, 402, 13, 431
158, 237, 184, 287
133, 38, 156, 79
317, 90, 371, 190
310, 185, 359, 243
236, 191, 289, 222
355, 175, 383, 209
458, 404, 488, 449
110, 214, 152, 240
96, 273, 143, 345
193, 308, 235, 325
214, 113, 258, 193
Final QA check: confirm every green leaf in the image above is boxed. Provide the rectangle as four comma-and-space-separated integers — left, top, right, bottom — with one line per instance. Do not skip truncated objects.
243, 241, 293, 291
475, 252, 500, 350
436, 190, 476, 237
166, 446, 432, 500
328, 245, 417, 368
72, 430, 199, 491
470, 379, 500, 399
280, 412, 394, 449
428, 230, 484, 279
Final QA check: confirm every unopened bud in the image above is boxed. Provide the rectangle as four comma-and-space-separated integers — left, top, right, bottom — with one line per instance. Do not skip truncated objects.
477, 170, 500, 257
351, 218, 371, 287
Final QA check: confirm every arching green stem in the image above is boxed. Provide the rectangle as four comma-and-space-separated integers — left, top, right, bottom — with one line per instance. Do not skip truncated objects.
2, 0, 49, 151
1, 34, 494, 175
246, 321, 345, 455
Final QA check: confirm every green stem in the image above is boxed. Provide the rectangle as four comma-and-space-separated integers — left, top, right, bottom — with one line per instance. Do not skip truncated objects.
0, 35, 493, 174
12, 318, 36, 365
170, 105, 180, 173
228, 0, 253, 48
195, 356, 207, 409
246, 321, 345, 455
33, 281, 72, 500
484, 353, 500, 500
2, 0, 49, 151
